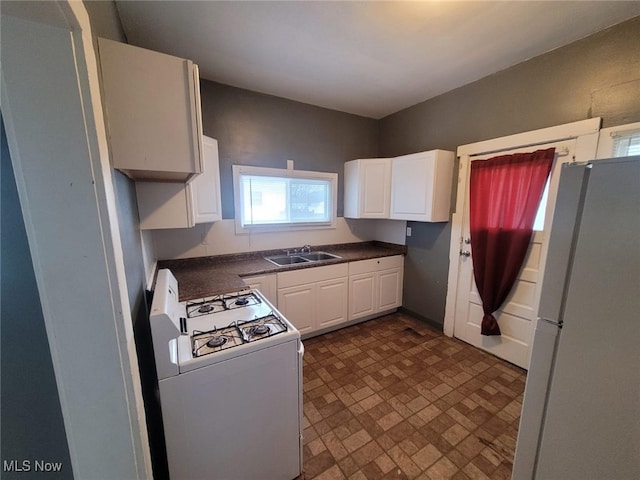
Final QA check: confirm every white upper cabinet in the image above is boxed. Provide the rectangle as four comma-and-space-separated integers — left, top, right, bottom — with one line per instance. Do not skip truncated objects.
98, 38, 203, 182
189, 137, 222, 224
390, 150, 455, 222
136, 136, 222, 230
344, 158, 392, 218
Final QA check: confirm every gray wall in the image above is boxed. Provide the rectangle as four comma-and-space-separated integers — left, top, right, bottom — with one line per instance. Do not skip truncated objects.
379, 16, 640, 326
199, 80, 379, 219
1, 120, 73, 478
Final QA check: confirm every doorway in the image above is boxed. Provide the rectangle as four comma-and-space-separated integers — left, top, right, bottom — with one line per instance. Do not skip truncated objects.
444, 119, 601, 368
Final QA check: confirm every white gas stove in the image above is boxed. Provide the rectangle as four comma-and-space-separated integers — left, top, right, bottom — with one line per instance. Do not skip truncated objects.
149, 269, 303, 480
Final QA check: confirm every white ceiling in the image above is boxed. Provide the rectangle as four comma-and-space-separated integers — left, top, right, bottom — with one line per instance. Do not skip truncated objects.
115, 1, 640, 119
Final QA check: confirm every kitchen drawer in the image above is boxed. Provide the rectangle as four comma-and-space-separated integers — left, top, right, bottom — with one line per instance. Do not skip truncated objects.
348, 255, 403, 275
277, 263, 348, 289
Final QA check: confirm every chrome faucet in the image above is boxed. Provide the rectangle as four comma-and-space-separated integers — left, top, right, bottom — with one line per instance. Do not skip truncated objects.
284, 245, 311, 256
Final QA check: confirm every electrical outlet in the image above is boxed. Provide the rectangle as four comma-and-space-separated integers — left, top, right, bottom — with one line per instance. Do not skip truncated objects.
406, 226, 412, 237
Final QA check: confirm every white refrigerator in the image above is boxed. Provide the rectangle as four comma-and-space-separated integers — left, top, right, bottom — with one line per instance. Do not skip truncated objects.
512, 156, 640, 480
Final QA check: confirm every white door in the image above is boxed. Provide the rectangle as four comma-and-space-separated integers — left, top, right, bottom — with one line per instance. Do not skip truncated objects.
452, 139, 577, 368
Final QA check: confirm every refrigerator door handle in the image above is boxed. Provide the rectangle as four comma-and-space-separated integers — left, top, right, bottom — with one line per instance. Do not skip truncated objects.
540, 317, 562, 328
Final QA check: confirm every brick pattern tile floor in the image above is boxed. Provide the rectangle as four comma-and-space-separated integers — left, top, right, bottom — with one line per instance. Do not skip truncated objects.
299, 312, 526, 480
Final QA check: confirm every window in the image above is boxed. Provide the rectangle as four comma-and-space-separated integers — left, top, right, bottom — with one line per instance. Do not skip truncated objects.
532, 178, 550, 231
612, 130, 640, 157
233, 165, 337, 233
596, 122, 640, 159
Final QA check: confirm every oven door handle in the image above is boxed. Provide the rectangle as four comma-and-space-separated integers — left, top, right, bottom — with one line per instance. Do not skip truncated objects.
298, 341, 304, 357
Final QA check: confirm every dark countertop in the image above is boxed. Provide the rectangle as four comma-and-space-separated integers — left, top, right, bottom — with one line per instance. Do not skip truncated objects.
157, 241, 407, 301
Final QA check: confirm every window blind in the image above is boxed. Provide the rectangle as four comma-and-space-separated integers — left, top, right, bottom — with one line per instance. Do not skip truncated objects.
612, 130, 640, 157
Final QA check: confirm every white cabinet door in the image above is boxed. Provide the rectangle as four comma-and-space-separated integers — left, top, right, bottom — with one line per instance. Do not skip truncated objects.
136, 182, 194, 230
136, 136, 221, 230
243, 273, 277, 307
344, 158, 391, 218
189, 136, 222, 224
378, 268, 402, 311
390, 150, 455, 222
316, 277, 348, 329
348, 256, 404, 321
361, 159, 391, 218
98, 38, 203, 181
348, 273, 377, 320
277, 284, 315, 335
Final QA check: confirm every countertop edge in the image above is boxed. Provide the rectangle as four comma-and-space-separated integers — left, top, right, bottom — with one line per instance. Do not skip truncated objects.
156, 241, 407, 301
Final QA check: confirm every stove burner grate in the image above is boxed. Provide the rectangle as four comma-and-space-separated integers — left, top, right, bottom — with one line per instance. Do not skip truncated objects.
198, 304, 215, 314
192, 313, 288, 357
186, 291, 262, 318
248, 324, 270, 336
187, 298, 226, 318
238, 314, 288, 343
192, 326, 244, 357
206, 336, 227, 348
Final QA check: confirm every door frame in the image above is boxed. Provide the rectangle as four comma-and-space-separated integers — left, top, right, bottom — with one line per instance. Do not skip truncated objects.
443, 119, 602, 345
1, 2, 152, 478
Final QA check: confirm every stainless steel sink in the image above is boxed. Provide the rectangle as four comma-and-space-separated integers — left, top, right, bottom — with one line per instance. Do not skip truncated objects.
264, 251, 341, 267
265, 255, 311, 266
298, 252, 341, 261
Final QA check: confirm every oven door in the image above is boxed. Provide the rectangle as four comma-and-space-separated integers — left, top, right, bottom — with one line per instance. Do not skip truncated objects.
158, 338, 302, 480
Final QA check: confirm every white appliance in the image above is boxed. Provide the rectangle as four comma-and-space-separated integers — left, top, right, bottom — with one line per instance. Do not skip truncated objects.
149, 269, 303, 480
512, 157, 640, 479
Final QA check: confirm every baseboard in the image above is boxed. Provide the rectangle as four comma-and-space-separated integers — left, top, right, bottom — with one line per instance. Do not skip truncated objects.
300, 308, 399, 340
398, 307, 444, 332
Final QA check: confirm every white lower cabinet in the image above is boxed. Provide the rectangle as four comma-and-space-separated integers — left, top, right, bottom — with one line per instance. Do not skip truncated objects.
348, 255, 403, 321
378, 268, 403, 311
316, 277, 349, 330
276, 255, 404, 336
277, 264, 348, 335
242, 273, 277, 307
277, 284, 316, 335
348, 273, 377, 320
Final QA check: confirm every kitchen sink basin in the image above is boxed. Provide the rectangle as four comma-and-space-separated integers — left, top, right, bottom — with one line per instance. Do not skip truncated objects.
265, 255, 311, 266
298, 252, 341, 261
264, 251, 342, 267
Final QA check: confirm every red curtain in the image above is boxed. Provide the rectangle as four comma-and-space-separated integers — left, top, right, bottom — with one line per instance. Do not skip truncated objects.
470, 148, 555, 336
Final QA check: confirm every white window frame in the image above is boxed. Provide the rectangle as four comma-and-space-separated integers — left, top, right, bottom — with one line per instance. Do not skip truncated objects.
232, 165, 338, 234
596, 121, 640, 159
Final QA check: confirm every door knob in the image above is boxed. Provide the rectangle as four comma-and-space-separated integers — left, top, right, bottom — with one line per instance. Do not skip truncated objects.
460, 250, 471, 257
